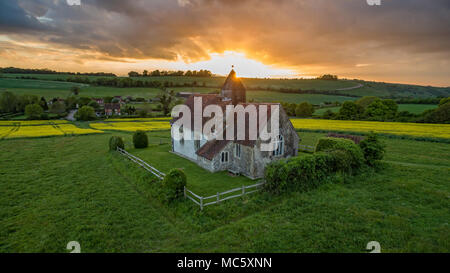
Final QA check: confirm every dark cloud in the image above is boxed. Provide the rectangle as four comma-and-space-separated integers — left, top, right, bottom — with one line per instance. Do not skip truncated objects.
0, 0, 449, 84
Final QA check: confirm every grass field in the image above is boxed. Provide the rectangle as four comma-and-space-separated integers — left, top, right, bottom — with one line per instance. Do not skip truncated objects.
397, 104, 437, 114
0, 128, 448, 252
2, 75, 448, 106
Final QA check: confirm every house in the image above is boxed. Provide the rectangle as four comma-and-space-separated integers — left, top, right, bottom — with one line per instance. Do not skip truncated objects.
170, 69, 299, 179
92, 98, 104, 106
104, 103, 121, 116
177, 92, 194, 98
113, 96, 126, 105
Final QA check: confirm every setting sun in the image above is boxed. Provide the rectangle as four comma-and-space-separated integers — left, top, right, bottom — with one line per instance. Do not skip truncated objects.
175, 51, 298, 78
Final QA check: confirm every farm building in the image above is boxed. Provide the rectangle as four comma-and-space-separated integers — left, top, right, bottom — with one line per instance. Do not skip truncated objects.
171, 69, 299, 179
105, 103, 121, 116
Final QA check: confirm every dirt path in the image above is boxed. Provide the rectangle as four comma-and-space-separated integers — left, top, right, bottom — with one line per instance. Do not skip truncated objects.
335, 83, 364, 91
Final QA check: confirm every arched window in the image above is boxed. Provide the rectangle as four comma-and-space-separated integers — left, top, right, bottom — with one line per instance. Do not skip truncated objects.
272, 135, 284, 156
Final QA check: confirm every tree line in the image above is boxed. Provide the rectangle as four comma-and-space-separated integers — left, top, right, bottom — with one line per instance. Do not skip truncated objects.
0, 67, 116, 77
320, 96, 450, 124
128, 69, 212, 77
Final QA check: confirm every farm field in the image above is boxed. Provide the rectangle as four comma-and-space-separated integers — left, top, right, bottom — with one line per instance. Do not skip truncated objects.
2, 73, 359, 90
86, 118, 450, 141
0, 78, 161, 100
0, 129, 448, 252
397, 104, 437, 114
0, 122, 103, 139
90, 121, 170, 132
290, 119, 450, 140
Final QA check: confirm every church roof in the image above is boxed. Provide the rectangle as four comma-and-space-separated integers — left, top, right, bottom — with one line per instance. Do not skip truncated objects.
222, 69, 246, 92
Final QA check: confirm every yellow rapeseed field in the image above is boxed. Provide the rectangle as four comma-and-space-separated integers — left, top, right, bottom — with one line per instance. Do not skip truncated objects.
0, 122, 103, 139
0, 120, 68, 126
90, 121, 170, 132
105, 117, 171, 122
290, 119, 450, 139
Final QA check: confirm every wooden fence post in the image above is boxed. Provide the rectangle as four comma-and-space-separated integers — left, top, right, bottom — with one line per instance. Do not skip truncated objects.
242, 185, 245, 195
200, 197, 203, 210
217, 192, 220, 202
184, 186, 186, 198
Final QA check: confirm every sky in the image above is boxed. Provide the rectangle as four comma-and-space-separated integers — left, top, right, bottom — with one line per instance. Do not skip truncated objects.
0, 0, 449, 86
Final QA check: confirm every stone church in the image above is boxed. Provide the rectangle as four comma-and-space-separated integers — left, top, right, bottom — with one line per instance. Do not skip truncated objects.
171, 69, 299, 179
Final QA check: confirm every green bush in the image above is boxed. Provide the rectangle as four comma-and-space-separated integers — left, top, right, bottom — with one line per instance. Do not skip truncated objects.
24, 104, 43, 120
133, 130, 149, 148
359, 133, 385, 166
109, 136, 124, 151
162, 169, 187, 203
76, 106, 96, 121
265, 153, 336, 194
315, 137, 364, 170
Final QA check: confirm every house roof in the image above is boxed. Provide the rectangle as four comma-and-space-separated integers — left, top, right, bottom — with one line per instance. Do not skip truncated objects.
194, 102, 281, 160
105, 103, 121, 110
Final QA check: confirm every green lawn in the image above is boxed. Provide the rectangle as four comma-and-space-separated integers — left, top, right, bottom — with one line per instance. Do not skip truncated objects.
0, 129, 448, 252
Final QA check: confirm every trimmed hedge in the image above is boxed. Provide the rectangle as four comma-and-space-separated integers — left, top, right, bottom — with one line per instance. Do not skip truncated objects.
315, 137, 364, 170
264, 152, 337, 194
359, 133, 385, 166
133, 130, 148, 149
265, 137, 366, 194
109, 136, 124, 151
162, 169, 187, 203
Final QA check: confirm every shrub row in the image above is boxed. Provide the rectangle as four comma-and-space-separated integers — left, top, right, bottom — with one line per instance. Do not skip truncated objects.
265, 135, 384, 194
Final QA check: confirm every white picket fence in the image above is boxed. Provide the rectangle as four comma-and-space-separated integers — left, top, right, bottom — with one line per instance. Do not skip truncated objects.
116, 147, 165, 180
184, 181, 266, 210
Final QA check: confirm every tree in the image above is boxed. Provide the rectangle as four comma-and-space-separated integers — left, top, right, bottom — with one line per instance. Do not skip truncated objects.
25, 104, 43, 120
76, 106, 96, 121
39, 97, 48, 111
65, 96, 78, 109
439, 97, 450, 107
422, 102, 450, 123
50, 101, 67, 116
88, 100, 100, 110
70, 86, 80, 95
158, 89, 176, 116
359, 133, 385, 166
356, 96, 380, 109
128, 71, 140, 77
162, 169, 187, 203
364, 99, 398, 121
133, 130, 149, 148
295, 102, 315, 117
103, 96, 113, 103
317, 74, 338, 80
77, 97, 92, 107
322, 109, 336, 119
16, 94, 38, 112
338, 101, 364, 120
0, 91, 18, 113
143, 70, 148, 77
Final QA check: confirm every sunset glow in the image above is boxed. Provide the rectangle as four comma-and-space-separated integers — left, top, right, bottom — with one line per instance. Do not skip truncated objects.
177, 51, 298, 78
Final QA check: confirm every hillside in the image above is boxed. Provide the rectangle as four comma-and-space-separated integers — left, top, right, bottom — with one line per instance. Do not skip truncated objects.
1, 73, 449, 103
